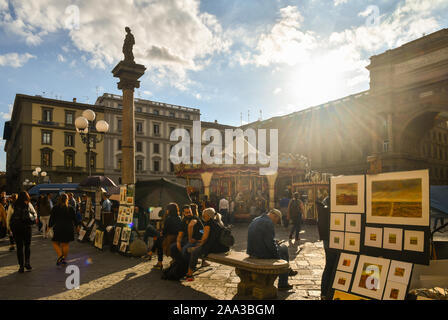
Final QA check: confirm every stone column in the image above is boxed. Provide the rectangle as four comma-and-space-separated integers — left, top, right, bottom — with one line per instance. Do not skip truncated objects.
200, 172, 213, 198
266, 173, 278, 209
112, 62, 146, 185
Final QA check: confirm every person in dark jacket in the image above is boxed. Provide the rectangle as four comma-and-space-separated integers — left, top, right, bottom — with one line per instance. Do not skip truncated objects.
316, 195, 338, 299
247, 208, 297, 291
287, 192, 305, 241
184, 208, 228, 281
38, 194, 52, 239
49, 193, 80, 266
9, 191, 37, 273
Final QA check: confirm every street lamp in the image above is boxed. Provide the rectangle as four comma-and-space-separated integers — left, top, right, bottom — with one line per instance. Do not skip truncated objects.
32, 168, 47, 184
75, 109, 109, 177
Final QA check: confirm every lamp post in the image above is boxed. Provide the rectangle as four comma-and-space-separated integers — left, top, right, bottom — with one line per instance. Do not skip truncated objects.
75, 109, 109, 177
32, 167, 47, 184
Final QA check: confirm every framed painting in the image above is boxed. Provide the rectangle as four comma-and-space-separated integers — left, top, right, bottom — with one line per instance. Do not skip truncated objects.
119, 242, 127, 253
330, 231, 345, 250
126, 184, 135, 206
113, 227, 122, 246
331, 175, 365, 213
366, 170, 429, 226
333, 290, 369, 300
344, 232, 360, 253
78, 228, 86, 241
120, 186, 127, 204
364, 227, 383, 248
383, 228, 403, 251
351, 255, 391, 300
94, 230, 104, 249
89, 224, 97, 242
85, 198, 92, 218
337, 253, 358, 273
388, 260, 413, 284
403, 230, 425, 252
345, 214, 362, 233
330, 213, 345, 231
332, 271, 352, 292
383, 281, 408, 300
121, 227, 131, 242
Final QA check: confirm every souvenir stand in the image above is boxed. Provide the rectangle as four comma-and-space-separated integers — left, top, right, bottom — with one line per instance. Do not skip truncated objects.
326, 169, 432, 300
77, 186, 106, 249
111, 185, 136, 255
175, 153, 311, 221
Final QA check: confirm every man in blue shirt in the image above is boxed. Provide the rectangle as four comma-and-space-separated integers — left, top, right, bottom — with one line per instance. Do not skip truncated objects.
247, 208, 297, 291
102, 194, 112, 212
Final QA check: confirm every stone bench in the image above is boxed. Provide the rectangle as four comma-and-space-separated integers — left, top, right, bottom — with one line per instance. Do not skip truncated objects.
205, 251, 289, 300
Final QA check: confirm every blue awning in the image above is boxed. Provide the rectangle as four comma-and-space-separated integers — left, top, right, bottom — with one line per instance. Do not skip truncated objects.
430, 186, 448, 217
28, 183, 79, 195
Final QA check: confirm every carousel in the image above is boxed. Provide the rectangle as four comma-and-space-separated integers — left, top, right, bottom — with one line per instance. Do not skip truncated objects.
175, 152, 318, 221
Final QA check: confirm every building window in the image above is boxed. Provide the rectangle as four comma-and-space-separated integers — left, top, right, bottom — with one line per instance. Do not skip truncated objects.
383, 140, 389, 153
169, 127, 176, 136
65, 111, 74, 125
153, 124, 160, 136
64, 151, 75, 168
42, 131, 52, 145
136, 107, 142, 112
65, 133, 75, 147
136, 122, 143, 134
136, 141, 142, 152
185, 114, 190, 120
41, 148, 52, 168
169, 111, 175, 118
154, 143, 160, 154
117, 119, 122, 132
118, 140, 122, 151
153, 109, 159, 115
117, 159, 122, 170
136, 159, 143, 172
153, 160, 160, 172
42, 109, 53, 122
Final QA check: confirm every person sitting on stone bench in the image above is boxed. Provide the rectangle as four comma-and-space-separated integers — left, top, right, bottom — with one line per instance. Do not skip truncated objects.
247, 208, 298, 291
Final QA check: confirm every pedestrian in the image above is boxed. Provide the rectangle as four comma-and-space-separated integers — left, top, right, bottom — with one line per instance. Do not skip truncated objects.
287, 192, 305, 241
170, 205, 194, 264
219, 196, 230, 227
279, 192, 290, 228
316, 194, 337, 300
38, 193, 52, 239
6, 194, 18, 251
143, 222, 164, 265
184, 208, 229, 281
102, 193, 112, 212
247, 208, 297, 291
0, 196, 7, 239
49, 193, 81, 266
159, 203, 182, 269
9, 191, 37, 273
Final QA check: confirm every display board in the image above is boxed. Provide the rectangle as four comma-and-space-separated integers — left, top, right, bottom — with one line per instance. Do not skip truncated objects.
113, 184, 135, 255
328, 170, 430, 300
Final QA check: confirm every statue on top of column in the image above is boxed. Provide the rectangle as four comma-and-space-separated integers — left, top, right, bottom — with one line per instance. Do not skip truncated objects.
122, 26, 135, 64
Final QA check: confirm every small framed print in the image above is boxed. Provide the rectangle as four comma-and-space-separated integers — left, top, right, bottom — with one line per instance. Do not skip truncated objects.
403, 230, 425, 252
383, 281, 408, 300
330, 213, 345, 231
345, 214, 361, 233
126, 184, 135, 206
364, 227, 383, 248
331, 175, 365, 213
383, 228, 403, 251
78, 229, 86, 241
330, 231, 345, 250
337, 253, 358, 273
119, 242, 127, 253
332, 271, 352, 292
388, 260, 413, 284
89, 224, 97, 242
351, 255, 391, 300
94, 230, 104, 249
344, 232, 360, 252
121, 227, 131, 242
120, 186, 127, 204
113, 227, 122, 246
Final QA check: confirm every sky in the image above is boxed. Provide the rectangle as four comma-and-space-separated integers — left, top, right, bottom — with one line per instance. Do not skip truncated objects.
0, 0, 448, 171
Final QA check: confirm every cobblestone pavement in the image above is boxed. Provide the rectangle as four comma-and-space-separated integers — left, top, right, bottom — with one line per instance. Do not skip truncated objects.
0, 223, 324, 300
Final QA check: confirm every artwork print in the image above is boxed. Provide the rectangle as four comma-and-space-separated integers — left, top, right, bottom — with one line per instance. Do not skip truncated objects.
332, 271, 352, 292
366, 170, 429, 226
330, 231, 344, 250
403, 230, 425, 252
113, 227, 122, 246
345, 214, 362, 233
382, 228, 403, 251
120, 186, 127, 204
337, 253, 358, 273
331, 175, 365, 213
330, 213, 345, 231
344, 232, 360, 253
121, 227, 131, 242
383, 281, 408, 300
388, 260, 413, 284
351, 255, 390, 300
364, 227, 383, 248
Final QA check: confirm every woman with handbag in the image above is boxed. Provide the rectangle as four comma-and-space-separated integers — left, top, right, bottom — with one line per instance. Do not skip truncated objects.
49, 193, 80, 266
9, 191, 36, 273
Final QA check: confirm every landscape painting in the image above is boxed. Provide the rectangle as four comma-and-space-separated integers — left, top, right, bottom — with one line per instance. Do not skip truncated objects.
366, 170, 429, 226
352, 255, 390, 300
336, 183, 358, 206
331, 175, 365, 213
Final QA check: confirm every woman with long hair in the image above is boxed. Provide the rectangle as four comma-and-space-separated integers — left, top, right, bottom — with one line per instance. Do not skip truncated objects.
6, 194, 18, 251
9, 191, 36, 273
49, 193, 80, 266
184, 207, 228, 281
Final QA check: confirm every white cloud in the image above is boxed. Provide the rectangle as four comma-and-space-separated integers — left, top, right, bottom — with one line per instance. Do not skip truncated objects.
0, 0, 231, 89
0, 52, 36, 67
273, 88, 282, 95
57, 54, 65, 62
334, 0, 348, 6
0, 104, 13, 120
143, 90, 152, 97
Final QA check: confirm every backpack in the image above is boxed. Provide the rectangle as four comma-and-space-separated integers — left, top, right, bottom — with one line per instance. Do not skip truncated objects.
10, 206, 36, 228
161, 259, 188, 281
218, 225, 234, 248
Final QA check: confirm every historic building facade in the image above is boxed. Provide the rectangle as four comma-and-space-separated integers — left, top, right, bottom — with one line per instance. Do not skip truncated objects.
242, 28, 448, 185
96, 93, 235, 186
3, 94, 107, 192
